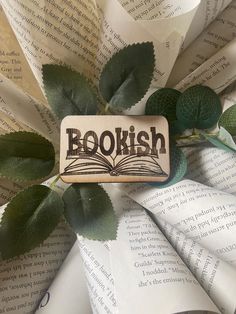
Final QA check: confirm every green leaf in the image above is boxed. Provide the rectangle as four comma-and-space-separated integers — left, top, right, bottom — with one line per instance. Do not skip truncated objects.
150, 144, 187, 188
145, 88, 181, 121
0, 132, 55, 182
176, 85, 222, 129
145, 88, 185, 135
0, 185, 63, 259
170, 120, 187, 136
99, 43, 155, 110
43, 64, 98, 120
63, 183, 118, 241
203, 127, 236, 152
219, 104, 236, 136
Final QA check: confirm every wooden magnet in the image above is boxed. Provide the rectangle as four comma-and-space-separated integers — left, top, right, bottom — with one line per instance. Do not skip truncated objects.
60, 115, 170, 183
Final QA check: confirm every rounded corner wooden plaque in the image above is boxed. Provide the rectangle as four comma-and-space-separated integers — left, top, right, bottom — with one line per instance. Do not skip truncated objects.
60, 115, 170, 183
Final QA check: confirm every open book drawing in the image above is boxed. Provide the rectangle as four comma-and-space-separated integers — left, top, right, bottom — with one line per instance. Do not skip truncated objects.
0, 0, 236, 313
63, 143, 167, 178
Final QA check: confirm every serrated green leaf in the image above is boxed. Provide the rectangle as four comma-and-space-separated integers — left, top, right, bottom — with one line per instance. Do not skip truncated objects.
63, 183, 118, 241
0, 185, 63, 259
43, 64, 98, 120
99, 43, 155, 110
203, 127, 236, 152
0, 132, 55, 182
176, 85, 222, 129
145, 88, 181, 121
150, 144, 187, 188
219, 104, 236, 136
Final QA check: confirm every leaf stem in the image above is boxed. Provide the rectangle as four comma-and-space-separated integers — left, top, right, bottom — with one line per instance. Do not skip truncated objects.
175, 134, 202, 141
192, 128, 197, 136
98, 103, 115, 115
175, 130, 219, 148
50, 174, 61, 190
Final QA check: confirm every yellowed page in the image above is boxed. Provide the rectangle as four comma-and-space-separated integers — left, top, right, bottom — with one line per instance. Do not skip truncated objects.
0, 0, 101, 88
0, 6, 44, 102
0, 73, 59, 145
0, 0, 203, 93
0, 0, 169, 90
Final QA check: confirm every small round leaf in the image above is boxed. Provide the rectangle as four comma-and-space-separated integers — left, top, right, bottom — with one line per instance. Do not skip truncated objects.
176, 85, 222, 129
0, 132, 55, 182
43, 64, 98, 120
63, 184, 118, 241
170, 120, 187, 136
219, 104, 236, 136
145, 88, 181, 122
99, 43, 155, 110
150, 144, 187, 188
0, 185, 64, 259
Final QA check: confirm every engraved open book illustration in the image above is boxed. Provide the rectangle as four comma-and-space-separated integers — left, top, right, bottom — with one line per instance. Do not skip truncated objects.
63, 144, 167, 177
0, 0, 236, 314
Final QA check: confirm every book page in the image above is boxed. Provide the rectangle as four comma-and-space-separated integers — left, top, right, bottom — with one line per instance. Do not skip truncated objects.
118, 0, 200, 47
221, 84, 236, 111
78, 239, 117, 314
0, 220, 75, 314
0, 179, 24, 206
0, 73, 57, 205
109, 189, 219, 314
119, 0, 230, 50
120, 179, 236, 312
185, 147, 236, 196
0, 177, 75, 314
0, 73, 59, 145
0, 0, 101, 86
0, 111, 32, 205
1, 0, 201, 94
168, 1, 236, 86
175, 38, 236, 93
34, 180, 117, 314
182, 0, 232, 49
36, 242, 92, 314
156, 217, 236, 314
0, 6, 45, 102
182, 89, 236, 196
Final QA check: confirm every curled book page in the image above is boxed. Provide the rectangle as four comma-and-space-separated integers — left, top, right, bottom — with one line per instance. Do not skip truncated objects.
0, 6, 45, 102
155, 217, 236, 314
0, 0, 212, 93
119, 178, 236, 313
109, 189, 219, 314
168, 1, 236, 86
0, 73, 59, 146
36, 242, 92, 314
175, 39, 236, 93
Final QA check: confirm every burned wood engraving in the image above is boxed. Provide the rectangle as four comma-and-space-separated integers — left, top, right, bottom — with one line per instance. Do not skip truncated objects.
60, 116, 170, 183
